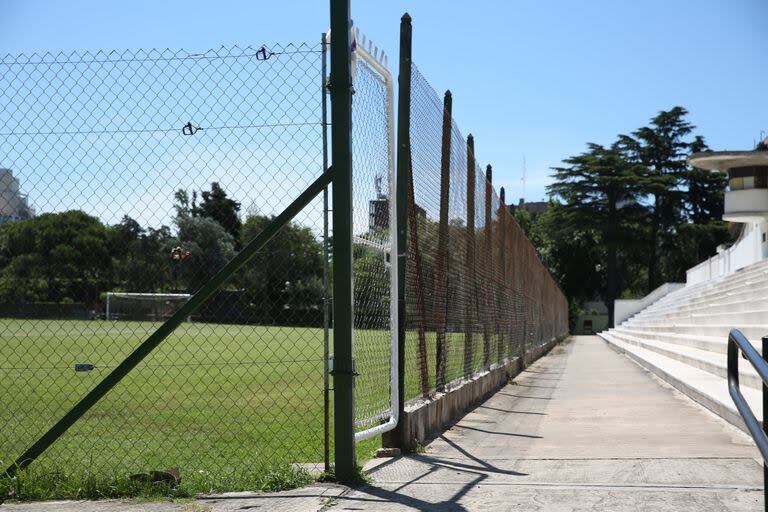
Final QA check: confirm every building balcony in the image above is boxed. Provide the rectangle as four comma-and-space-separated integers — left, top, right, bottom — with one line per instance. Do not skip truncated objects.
724, 188, 768, 223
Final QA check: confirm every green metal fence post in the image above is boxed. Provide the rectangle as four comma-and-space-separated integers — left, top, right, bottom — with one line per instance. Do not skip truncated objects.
329, 0, 356, 482
321, 31, 331, 474
382, 12, 411, 450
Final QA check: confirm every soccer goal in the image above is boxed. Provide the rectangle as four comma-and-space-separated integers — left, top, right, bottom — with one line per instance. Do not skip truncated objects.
105, 292, 191, 322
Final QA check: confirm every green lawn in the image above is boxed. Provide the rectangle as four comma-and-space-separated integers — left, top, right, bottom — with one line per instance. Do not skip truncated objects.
0, 319, 381, 498
0, 318, 512, 500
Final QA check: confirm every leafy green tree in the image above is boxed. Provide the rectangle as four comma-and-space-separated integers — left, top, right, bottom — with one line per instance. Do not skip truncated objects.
168, 215, 236, 292
618, 106, 697, 292
680, 136, 730, 264
529, 203, 601, 303
512, 207, 532, 236
549, 143, 646, 327
239, 214, 322, 323
193, 182, 242, 247
0, 211, 112, 304
108, 216, 173, 292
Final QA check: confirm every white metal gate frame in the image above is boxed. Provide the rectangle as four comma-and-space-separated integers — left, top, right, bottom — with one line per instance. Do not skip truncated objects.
325, 26, 398, 442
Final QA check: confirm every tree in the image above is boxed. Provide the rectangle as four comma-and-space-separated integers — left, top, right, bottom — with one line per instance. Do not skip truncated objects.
108, 216, 173, 292
239, 214, 323, 323
618, 106, 697, 292
659, 135, 730, 279
529, 204, 603, 326
512, 207, 532, 236
194, 182, 242, 247
549, 143, 646, 327
0, 211, 112, 304
169, 215, 236, 292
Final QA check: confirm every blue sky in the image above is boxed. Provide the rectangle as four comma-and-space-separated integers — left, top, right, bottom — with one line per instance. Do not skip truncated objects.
1, 0, 766, 205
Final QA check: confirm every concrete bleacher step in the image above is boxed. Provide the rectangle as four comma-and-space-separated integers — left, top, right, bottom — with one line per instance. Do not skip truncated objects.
634, 284, 768, 318
627, 309, 768, 327
631, 324, 767, 339
599, 331, 761, 434
599, 259, 768, 433
636, 292, 768, 321
635, 291, 768, 318
605, 330, 762, 389
612, 327, 750, 354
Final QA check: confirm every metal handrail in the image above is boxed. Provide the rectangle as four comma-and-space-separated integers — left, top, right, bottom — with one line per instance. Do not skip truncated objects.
727, 329, 768, 461
727, 328, 768, 511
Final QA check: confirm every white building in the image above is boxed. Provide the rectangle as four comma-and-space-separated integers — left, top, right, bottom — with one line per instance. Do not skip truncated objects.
685, 140, 768, 285
0, 168, 34, 223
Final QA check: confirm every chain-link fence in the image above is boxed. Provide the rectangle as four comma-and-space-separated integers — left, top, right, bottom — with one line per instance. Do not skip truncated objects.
403, 62, 568, 401
0, 42, 335, 495
349, 40, 396, 437
0, 13, 569, 498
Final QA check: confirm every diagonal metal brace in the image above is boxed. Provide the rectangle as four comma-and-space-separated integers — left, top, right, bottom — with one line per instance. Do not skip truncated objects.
3, 167, 334, 478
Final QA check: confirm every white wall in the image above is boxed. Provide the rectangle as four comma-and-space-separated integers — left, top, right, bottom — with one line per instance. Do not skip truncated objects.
686, 221, 767, 286
614, 282, 685, 326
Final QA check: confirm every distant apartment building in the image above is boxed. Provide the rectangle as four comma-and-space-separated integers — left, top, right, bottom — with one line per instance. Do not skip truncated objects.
0, 168, 35, 223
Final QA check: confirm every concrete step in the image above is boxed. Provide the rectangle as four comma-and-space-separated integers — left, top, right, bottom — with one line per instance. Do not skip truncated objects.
626, 309, 768, 327
672, 277, 768, 304
613, 326, 765, 355
636, 265, 768, 311
628, 323, 768, 339
605, 329, 762, 389
631, 292, 768, 320
633, 284, 768, 321
613, 327, 732, 354
598, 331, 762, 434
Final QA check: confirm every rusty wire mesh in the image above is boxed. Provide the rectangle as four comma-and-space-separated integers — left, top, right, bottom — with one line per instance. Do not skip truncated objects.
404, 62, 568, 401
0, 43, 332, 491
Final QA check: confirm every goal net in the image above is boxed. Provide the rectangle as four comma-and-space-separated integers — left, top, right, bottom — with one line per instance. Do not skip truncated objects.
105, 292, 191, 322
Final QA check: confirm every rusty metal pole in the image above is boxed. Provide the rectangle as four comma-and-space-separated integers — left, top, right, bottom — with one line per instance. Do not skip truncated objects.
382, 11, 412, 450
464, 135, 476, 378
434, 90, 452, 392
408, 153, 430, 397
498, 187, 506, 363
483, 164, 493, 369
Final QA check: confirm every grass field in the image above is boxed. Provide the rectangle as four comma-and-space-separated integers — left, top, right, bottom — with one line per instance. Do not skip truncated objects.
0, 318, 508, 500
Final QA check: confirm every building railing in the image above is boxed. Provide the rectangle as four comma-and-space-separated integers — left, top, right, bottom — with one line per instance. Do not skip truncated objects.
686, 223, 765, 286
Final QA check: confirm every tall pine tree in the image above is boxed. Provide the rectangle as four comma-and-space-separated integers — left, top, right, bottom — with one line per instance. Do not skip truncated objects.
549, 142, 645, 327
618, 107, 695, 292
193, 182, 242, 247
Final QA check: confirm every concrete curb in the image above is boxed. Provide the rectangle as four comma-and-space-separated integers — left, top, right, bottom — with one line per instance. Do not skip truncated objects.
394, 336, 565, 448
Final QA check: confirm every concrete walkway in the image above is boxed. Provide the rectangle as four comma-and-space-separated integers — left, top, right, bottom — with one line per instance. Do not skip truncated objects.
334, 335, 764, 511
3, 336, 764, 511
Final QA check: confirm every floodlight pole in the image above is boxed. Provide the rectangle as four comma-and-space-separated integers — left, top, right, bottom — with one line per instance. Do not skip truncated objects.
329, 0, 356, 481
